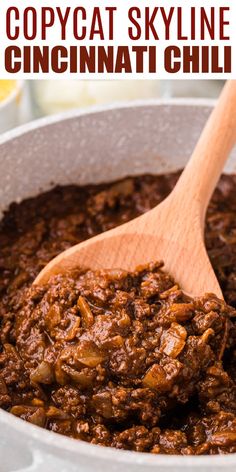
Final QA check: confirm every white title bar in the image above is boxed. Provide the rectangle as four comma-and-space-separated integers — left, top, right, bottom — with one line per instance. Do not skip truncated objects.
0, 0, 235, 79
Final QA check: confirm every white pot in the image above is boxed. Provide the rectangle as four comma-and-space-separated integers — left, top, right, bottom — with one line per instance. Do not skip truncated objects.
0, 100, 236, 472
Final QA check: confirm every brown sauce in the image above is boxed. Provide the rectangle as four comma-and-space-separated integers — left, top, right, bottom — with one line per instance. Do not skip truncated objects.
0, 172, 236, 454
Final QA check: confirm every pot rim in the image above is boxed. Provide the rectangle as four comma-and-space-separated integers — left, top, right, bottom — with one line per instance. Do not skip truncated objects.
0, 96, 216, 146
1, 97, 235, 467
0, 406, 235, 467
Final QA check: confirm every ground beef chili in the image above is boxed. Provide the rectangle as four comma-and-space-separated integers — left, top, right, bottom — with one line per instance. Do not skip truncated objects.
0, 172, 236, 455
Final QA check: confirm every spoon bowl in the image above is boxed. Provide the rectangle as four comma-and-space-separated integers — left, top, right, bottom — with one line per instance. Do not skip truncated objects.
35, 197, 221, 297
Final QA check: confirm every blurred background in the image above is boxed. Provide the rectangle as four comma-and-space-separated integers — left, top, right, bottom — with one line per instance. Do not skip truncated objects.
0, 79, 224, 134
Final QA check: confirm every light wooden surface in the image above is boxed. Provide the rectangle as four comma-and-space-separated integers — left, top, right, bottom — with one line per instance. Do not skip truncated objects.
35, 81, 236, 298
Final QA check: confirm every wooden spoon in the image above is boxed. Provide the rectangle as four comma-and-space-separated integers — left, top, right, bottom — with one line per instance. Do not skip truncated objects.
35, 81, 236, 298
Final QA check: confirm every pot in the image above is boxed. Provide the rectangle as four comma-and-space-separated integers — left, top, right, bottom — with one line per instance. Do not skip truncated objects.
0, 100, 236, 472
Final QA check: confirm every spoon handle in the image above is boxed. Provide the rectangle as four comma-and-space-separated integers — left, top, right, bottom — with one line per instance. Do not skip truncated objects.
172, 80, 236, 222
